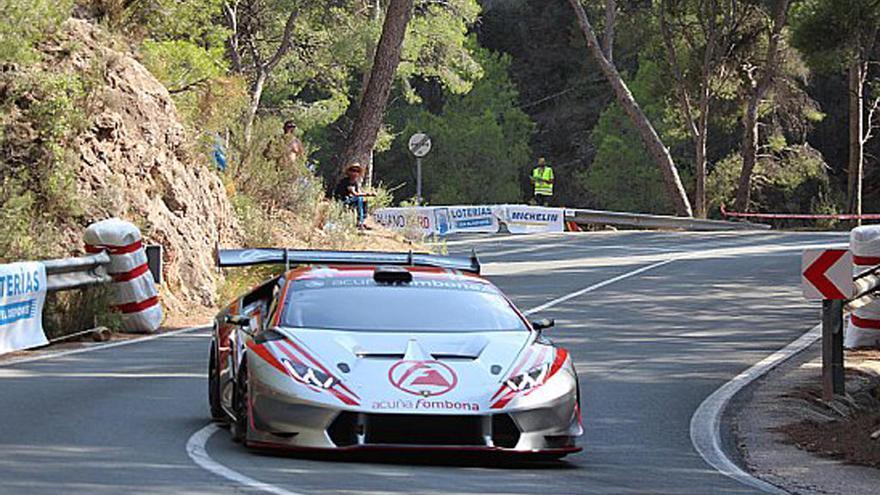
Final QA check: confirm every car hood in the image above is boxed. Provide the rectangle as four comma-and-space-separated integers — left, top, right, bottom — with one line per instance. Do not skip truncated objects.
273, 327, 541, 412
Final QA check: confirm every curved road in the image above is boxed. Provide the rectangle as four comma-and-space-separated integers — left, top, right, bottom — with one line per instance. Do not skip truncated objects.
0, 231, 846, 494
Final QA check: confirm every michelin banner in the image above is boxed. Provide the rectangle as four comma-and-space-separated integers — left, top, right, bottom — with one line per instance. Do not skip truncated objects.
502, 205, 565, 234
373, 204, 563, 237
0, 262, 48, 354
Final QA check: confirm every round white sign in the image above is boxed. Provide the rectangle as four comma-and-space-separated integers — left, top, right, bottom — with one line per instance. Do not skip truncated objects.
408, 133, 432, 157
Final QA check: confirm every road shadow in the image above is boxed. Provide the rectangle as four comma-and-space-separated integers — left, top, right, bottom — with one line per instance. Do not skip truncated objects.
247, 446, 578, 470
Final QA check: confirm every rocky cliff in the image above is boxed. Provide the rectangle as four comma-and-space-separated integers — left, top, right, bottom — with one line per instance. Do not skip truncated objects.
53, 19, 239, 310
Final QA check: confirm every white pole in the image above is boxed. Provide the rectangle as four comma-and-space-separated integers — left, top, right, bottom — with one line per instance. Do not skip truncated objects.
416, 156, 423, 205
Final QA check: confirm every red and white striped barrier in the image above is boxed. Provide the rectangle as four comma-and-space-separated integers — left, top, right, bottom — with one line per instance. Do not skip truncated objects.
85, 219, 163, 333
846, 225, 880, 349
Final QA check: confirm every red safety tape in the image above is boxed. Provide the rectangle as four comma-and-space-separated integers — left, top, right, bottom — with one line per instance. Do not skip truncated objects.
852, 315, 880, 330
720, 205, 880, 221
115, 296, 160, 314
854, 255, 880, 266
112, 264, 150, 283
85, 240, 144, 255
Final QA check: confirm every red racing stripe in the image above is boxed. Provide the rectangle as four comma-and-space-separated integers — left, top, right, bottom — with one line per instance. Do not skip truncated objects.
274, 340, 360, 405
247, 341, 286, 373
548, 348, 569, 378
491, 347, 535, 401
284, 338, 360, 400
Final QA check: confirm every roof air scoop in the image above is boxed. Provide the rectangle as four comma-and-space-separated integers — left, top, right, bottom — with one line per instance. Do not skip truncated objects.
403, 339, 431, 362
373, 266, 413, 284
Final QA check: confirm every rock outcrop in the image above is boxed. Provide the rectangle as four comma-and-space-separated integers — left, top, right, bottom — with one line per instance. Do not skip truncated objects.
51, 19, 239, 309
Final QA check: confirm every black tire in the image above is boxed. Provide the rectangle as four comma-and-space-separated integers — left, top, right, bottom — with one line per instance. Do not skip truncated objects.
208, 342, 224, 421
231, 359, 249, 444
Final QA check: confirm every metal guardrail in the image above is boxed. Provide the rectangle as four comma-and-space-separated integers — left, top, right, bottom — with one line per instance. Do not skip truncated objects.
43, 252, 112, 292
823, 263, 880, 399
565, 208, 771, 231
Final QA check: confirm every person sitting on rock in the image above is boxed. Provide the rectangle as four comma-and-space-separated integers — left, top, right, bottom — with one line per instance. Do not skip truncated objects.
333, 163, 375, 230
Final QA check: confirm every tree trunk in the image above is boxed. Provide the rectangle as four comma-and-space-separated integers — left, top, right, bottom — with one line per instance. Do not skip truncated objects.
695, 118, 708, 218
361, 0, 382, 187
733, 0, 790, 212
568, 0, 693, 216
735, 95, 760, 211
338, 0, 414, 176
603, 0, 615, 62
848, 60, 864, 222
244, 70, 267, 145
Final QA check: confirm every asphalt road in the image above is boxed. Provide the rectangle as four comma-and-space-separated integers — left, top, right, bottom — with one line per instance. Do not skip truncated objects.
0, 231, 848, 494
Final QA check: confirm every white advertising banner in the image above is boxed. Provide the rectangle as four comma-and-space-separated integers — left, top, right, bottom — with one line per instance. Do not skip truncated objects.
374, 207, 436, 237
503, 205, 565, 234
435, 206, 500, 235
0, 262, 48, 354
374, 205, 565, 236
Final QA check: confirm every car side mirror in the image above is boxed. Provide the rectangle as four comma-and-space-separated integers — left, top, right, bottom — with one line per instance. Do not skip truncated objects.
531, 318, 555, 331
226, 314, 251, 328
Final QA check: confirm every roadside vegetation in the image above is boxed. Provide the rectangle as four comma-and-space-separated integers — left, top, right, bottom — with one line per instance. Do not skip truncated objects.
1, 0, 879, 274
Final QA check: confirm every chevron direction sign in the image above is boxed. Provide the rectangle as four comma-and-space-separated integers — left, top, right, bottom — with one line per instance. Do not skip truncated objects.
802, 249, 853, 300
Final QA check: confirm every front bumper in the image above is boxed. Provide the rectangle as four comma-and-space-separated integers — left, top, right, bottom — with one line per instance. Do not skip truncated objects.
247, 369, 582, 455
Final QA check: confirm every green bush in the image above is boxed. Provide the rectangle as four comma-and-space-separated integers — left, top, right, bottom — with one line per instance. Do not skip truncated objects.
0, 69, 92, 262
0, 0, 72, 64
707, 145, 840, 226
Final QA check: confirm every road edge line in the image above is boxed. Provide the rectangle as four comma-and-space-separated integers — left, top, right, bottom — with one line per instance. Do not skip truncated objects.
690, 323, 822, 495
187, 424, 306, 495
0, 326, 205, 367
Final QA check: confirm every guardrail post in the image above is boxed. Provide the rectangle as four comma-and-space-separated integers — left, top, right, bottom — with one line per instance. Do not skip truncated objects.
821, 299, 845, 399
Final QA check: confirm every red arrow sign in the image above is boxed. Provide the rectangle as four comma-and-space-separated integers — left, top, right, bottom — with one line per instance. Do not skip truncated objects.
802, 249, 853, 300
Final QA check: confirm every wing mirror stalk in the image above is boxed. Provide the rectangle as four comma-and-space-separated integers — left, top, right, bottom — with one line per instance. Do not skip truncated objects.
531, 318, 555, 332
226, 314, 253, 333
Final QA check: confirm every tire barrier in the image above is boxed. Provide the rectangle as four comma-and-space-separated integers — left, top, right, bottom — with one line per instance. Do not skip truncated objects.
85, 218, 163, 333
845, 225, 880, 349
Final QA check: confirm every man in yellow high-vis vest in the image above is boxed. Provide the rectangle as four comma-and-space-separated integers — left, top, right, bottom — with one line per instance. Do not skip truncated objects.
531, 157, 554, 206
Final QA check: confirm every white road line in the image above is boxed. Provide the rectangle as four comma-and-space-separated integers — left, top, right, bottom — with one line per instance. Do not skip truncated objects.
0, 326, 205, 367
187, 424, 306, 495
523, 258, 678, 315
442, 231, 576, 246
689, 324, 821, 495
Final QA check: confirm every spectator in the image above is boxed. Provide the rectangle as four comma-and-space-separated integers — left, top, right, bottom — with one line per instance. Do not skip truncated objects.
531, 157, 554, 206
282, 120, 305, 168
334, 163, 375, 229
211, 132, 228, 172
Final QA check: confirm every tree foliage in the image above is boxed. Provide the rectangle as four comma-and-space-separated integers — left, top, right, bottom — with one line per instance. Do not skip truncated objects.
380, 46, 533, 204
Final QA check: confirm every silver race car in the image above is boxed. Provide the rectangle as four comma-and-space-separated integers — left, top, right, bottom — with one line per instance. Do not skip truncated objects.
209, 249, 582, 457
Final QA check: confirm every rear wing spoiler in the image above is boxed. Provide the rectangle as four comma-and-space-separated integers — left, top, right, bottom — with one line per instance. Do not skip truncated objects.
216, 248, 481, 274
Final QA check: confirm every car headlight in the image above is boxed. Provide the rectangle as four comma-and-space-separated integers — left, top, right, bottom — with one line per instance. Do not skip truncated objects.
505, 362, 550, 392
281, 358, 337, 389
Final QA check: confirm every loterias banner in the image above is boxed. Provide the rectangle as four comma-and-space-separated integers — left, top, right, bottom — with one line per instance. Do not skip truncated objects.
0, 262, 48, 354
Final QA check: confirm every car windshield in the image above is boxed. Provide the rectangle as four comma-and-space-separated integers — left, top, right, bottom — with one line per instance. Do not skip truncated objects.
280, 277, 528, 332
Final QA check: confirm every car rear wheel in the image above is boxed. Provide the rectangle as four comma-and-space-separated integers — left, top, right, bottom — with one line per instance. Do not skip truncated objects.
208, 342, 224, 421
231, 359, 249, 444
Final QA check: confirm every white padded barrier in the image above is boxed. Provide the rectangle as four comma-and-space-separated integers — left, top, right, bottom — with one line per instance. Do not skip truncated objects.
84, 219, 163, 333
846, 225, 880, 349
